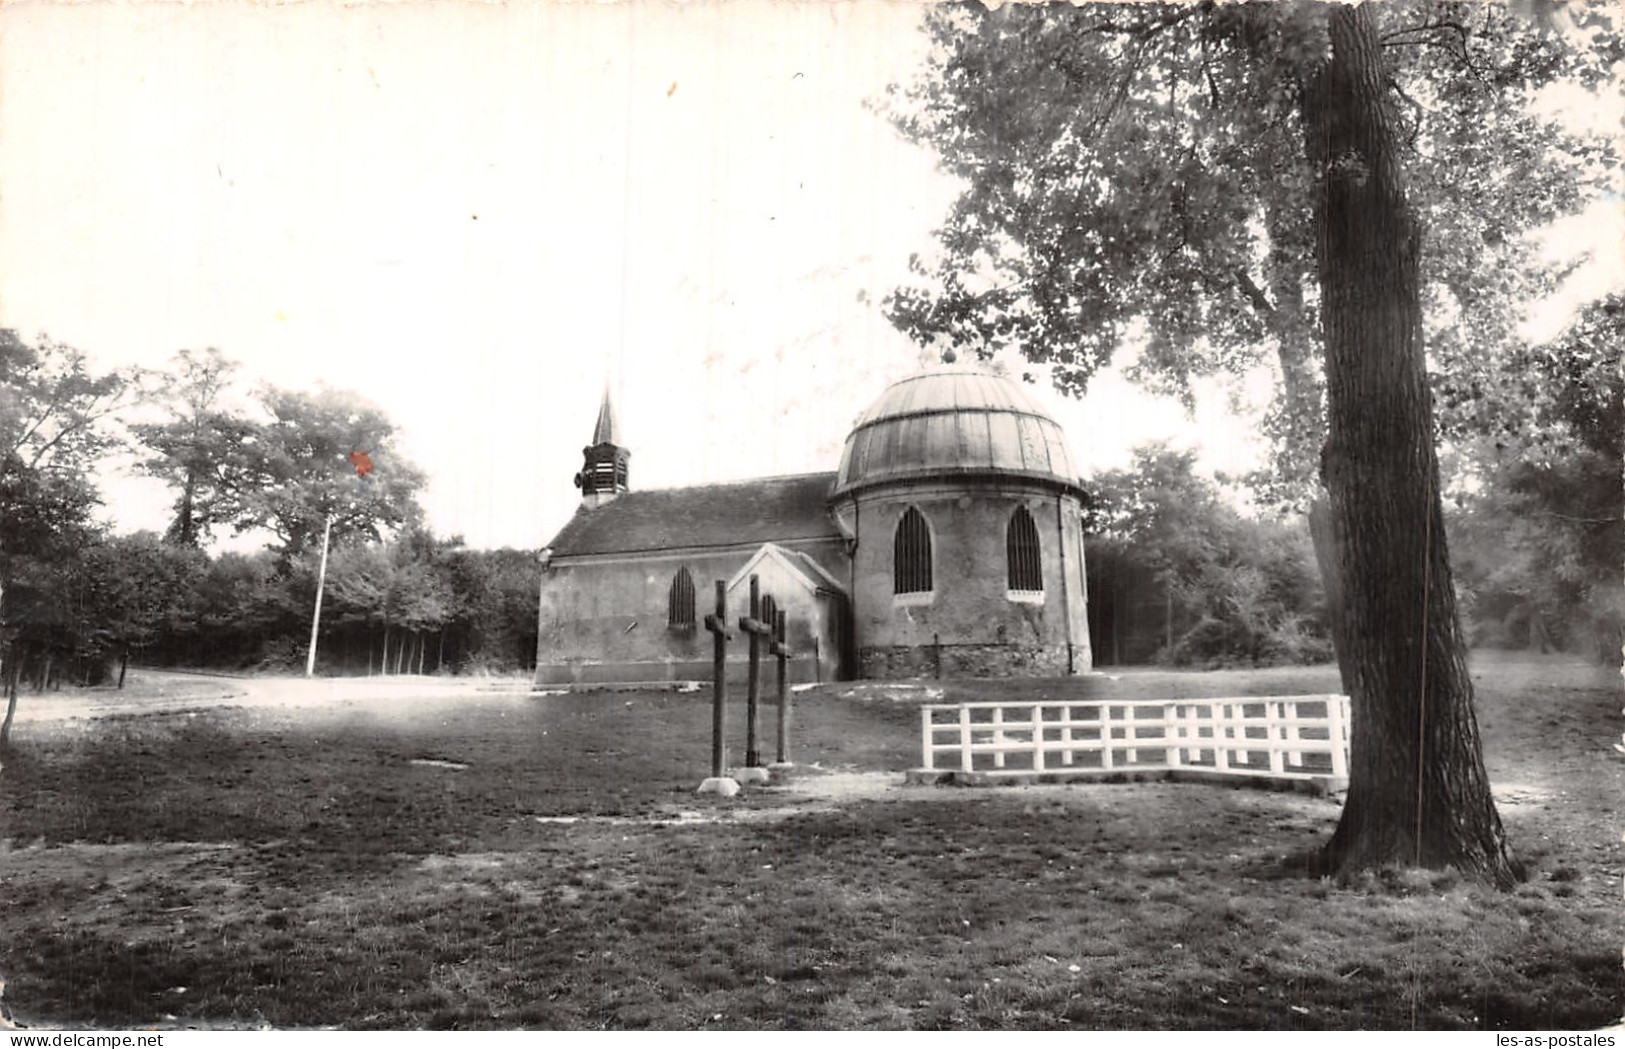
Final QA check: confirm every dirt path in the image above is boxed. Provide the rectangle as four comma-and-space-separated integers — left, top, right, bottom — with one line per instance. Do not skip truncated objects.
9, 669, 535, 725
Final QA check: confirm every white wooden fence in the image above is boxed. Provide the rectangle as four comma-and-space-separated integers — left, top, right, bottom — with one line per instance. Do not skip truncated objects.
919, 695, 1350, 783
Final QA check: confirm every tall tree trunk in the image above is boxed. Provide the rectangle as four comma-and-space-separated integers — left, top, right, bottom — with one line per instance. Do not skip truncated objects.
1307, 499, 1353, 694
1308, 4, 1519, 887
170, 469, 199, 547
0, 645, 19, 749
1111, 563, 1121, 666
1163, 580, 1173, 654
118, 648, 129, 689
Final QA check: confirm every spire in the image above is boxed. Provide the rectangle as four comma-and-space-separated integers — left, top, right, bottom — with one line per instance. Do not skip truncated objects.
574, 382, 630, 508
591, 385, 619, 446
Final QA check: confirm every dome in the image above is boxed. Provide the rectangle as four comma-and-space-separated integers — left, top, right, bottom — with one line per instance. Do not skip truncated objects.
833, 367, 1083, 497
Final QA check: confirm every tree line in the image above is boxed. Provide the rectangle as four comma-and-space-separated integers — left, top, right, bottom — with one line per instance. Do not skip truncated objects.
1, 335, 539, 745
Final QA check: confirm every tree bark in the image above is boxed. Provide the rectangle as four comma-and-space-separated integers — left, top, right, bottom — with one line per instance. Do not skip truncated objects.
1307, 499, 1353, 694
0, 646, 20, 749
1308, 4, 1519, 887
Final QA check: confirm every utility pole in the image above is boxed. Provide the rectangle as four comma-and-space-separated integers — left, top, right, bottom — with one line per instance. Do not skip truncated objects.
305, 512, 334, 678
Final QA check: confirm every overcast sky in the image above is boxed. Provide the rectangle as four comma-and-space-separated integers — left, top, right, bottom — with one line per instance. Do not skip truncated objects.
0, 1, 1615, 551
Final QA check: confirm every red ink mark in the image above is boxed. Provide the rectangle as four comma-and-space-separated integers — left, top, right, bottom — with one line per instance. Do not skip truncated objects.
667, 81, 678, 97
349, 451, 375, 478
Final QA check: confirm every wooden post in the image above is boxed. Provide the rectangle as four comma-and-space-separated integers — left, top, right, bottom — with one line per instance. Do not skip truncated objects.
1032, 704, 1045, 772
737, 576, 774, 769
1328, 694, 1350, 780
1269, 700, 1286, 775
1061, 702, 1075, 767
703, 580, 733, 778
921, 706, 934, 770
771, 609, 792, 765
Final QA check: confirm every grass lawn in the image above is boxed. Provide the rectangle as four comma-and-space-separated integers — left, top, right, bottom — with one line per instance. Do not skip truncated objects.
0, 654, 1619, 1030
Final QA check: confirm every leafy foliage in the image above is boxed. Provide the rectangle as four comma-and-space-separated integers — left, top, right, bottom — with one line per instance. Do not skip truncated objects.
236, 386, 426, 560
1450, 295, 1623, 661
884, 1, 1621, 504
130, 348, 256, 547
1087, 444, 1329, 666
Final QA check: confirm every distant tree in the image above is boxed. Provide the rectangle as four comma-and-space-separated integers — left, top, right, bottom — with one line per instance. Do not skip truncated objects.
186, 550, 298, 667
441, 546, 542, 673
236, 387, 426, 561
1450, 295, 1624, 661
131, 348, 257, 548
322, 534, 452, 675
1087, 445, 1329, 667
72, 534, 207, 687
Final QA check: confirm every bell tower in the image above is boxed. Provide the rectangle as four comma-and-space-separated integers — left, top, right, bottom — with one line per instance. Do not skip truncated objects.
574, 386, 630, 509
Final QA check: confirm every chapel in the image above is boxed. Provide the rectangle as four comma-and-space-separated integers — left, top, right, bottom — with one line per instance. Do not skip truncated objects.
534, 364, 1092, 685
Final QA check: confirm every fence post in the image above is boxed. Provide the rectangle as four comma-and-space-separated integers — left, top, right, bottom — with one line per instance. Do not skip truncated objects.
921, 707, 934, 770
1166, 703, 1182, 769
1285, 699, 1303, 769
1101, 705, 1115, 771
1329, 694, 1350, 780
1062, 703, 1076, 767
1214, 702, 1231, 772
993, 706, 1006, 769
959, 705, 973, 772
1269, 700, 1286, 775
1032, 704, 1045, 772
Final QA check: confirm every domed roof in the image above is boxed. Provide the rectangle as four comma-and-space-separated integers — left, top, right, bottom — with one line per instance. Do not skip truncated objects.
833, 366, 1083, 497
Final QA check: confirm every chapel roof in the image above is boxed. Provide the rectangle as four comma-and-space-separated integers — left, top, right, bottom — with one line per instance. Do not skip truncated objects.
833, 366, 1083, 498
546, 472, 841, 558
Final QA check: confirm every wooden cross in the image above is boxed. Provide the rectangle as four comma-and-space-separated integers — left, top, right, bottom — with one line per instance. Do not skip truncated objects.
769, 608, 793, 765
736, 575, 775, 769
703, 579, 732, 778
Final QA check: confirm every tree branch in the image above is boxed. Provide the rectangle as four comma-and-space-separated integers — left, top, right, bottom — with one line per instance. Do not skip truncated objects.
1235, 268, 1278, 322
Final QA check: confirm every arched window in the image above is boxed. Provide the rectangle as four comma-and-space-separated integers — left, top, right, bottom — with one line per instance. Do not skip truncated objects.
894, 506, 933, 595
1007, 506, 1043, 592
668, 567, 696, 630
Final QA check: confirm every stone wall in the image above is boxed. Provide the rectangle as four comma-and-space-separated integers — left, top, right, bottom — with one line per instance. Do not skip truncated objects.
534, 537, 850, 687
844, 480, 1091, 677
858, 642, 1075, 680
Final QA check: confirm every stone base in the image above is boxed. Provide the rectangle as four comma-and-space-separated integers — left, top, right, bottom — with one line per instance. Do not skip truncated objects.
903, 766, 1346, 797
536, 657, 827, 688
858, 642, 1079, 680
696, 777, 741, 797
731, 767, 771, 785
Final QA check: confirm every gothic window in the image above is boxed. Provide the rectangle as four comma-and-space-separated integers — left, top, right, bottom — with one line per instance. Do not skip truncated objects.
1007, 506, 1043, 592
668, 566, 696, 630
893, 506, 933, 595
